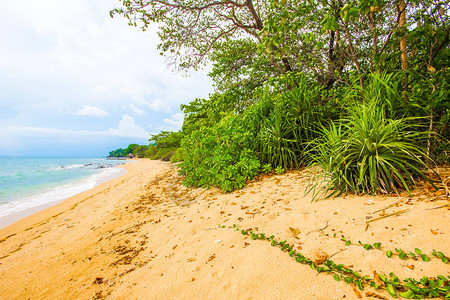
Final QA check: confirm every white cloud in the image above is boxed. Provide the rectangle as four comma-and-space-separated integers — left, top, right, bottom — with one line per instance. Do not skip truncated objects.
107, 114, 149, 138
1, 0, 213, 106
163, 113, 184, 130
129, 104, 145, 115
136, 97, 172, 113
0, 0, 213, 156
77, 105, 108, 118
6, 114, 148, 139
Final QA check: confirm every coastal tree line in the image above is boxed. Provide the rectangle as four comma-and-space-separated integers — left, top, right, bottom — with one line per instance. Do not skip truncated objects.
110, 0, 450, 195
109, 131, 183, 161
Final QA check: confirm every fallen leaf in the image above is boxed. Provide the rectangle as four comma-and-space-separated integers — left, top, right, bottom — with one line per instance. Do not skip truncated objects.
402, 263, 415, 270
430, 229, 440, 235
244, 242, 250, 247
314, 253, 329, 266
435, 190, 445, 196
289, 227, 301, 237
365, 291, 388, 299
373, 271, 385, 287
230, 202, 237, 205
207, 255, 216, 262
353, 288, 362, 298
187, 257, 197, 262
240, 206, 249, 210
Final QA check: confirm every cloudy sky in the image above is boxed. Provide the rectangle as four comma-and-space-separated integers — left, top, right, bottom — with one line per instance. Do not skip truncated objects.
0, 0, 213, 157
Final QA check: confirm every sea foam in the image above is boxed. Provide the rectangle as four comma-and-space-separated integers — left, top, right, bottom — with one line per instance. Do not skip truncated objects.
0, 157, 128, 219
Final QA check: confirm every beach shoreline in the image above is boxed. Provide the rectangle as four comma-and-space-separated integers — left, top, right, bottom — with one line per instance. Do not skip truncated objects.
0, 162, 129, 230
0, 159, 448, 299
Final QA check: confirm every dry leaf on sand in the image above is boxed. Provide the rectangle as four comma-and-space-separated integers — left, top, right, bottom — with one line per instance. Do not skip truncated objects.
313, 252, 329, 266
373, 271, 385, 288
289, 227, 301, 238
353, 288, 362, 298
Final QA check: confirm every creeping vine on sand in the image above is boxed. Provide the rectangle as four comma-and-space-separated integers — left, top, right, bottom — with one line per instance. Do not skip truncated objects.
221, 224, 450, 299
326, 232, 450, 265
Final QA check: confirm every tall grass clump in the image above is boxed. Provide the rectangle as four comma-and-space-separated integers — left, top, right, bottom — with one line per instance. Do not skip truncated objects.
247, 75, 324, 170
309, 90, 434, 199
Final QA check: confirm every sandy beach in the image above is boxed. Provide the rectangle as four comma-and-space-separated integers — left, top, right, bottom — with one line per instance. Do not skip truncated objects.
0, 159, 448, 299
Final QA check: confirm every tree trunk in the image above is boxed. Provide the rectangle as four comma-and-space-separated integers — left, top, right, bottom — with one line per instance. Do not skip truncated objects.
398, 0, 408, 70
368, 10, 378, 71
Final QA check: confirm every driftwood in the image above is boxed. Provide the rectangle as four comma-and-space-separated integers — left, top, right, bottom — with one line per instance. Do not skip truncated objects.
306, 221, 329, 235
365, 209, 409, 231
328, 248, 347, 260
426, 204, 449, 210
370, 199, 403, 215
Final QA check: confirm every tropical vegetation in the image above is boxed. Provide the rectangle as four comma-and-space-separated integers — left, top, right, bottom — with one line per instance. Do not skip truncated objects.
110, 0, 449, 196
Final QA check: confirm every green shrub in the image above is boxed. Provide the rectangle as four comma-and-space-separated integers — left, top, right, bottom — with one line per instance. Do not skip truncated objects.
309, 97, 434, 199
179, 115, 261, 192
170, 148, 184, 163
179, 74, 331, 192
149, 148, 174, 161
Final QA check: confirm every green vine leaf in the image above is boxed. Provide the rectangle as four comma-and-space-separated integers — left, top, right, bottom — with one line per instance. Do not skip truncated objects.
386, 283, 397, 298
399, 290, 414, 298
421, 254, 430, 262
363, 244, 373, 250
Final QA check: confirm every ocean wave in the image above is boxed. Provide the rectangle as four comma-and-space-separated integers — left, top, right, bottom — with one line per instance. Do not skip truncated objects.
0, 166, 126, 218
50, 163, 85, 170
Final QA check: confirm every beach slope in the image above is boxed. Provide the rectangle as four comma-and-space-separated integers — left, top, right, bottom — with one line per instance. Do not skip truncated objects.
0, 159, 448, 299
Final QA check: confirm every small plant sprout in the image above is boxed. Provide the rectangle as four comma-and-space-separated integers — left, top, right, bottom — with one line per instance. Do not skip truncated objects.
262, 164, 272, 174
274, 166, 285, 175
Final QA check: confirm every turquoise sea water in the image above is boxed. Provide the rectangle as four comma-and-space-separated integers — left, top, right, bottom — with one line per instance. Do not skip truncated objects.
0, 157, 129, 219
